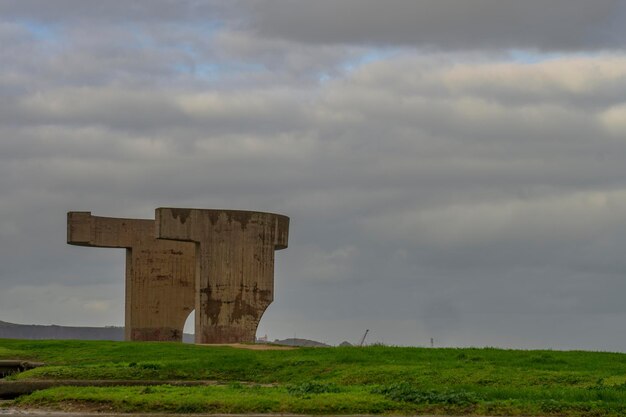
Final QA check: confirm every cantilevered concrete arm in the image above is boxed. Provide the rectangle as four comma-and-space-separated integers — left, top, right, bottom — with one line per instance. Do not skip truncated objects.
67, 212, 145, 248
155, 208, 289, 250
67, 211, 195, 342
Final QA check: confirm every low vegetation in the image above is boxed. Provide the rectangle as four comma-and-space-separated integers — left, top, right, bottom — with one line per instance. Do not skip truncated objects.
2, 338, 626, 415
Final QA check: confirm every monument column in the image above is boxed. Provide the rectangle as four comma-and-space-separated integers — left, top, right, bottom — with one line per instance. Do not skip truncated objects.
67, 212, 195, 342
155, 208, 289, 344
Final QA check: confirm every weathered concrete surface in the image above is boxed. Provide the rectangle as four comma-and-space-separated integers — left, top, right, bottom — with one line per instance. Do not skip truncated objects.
67, 212, 195, 342
155, 208, 289, 344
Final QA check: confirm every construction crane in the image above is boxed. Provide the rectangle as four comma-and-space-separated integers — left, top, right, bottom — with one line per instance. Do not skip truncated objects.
358, 329, 369, 347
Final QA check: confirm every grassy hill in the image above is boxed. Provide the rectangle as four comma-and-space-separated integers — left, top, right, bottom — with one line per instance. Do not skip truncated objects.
2, 338, 626, 415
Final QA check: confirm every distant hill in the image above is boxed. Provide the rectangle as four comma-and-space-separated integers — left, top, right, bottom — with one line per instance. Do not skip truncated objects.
0, 320, 194, 343
0, 321, 329, 346
271, 338, 330, 347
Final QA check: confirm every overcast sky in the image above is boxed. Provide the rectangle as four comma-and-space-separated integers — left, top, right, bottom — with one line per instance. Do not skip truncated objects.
2, 1, 626, 350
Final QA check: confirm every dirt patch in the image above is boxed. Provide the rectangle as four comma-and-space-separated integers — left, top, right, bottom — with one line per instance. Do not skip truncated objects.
198, 343, 296, 350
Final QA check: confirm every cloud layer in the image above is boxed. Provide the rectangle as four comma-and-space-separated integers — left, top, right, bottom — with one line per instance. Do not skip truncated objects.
1, 1, 626, 350
243, 0, 626, 50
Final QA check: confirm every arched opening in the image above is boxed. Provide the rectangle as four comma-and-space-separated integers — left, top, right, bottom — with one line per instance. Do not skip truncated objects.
183, 309, 195, 343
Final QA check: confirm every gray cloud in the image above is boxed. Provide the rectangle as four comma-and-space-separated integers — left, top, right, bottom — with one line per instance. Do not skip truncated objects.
0, 1, 230, 23
6, 1, 625, 52
2, 2, 626, 350
242, 0, 626, 51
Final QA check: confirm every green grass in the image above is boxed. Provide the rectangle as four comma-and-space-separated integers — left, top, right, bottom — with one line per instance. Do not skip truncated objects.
2, 338, 626, 415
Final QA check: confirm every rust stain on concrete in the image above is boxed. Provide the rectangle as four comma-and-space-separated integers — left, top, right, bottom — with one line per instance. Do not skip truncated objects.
227, 210, 253, 230
170, 208, 192, 224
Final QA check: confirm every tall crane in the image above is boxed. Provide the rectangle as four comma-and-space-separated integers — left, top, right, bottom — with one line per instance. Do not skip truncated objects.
359, 329, 369, 347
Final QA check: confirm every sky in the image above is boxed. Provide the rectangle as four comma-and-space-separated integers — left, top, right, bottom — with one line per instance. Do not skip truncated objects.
2, 0, 626, 350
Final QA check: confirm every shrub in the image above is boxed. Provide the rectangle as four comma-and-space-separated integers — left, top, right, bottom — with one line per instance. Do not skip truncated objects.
373, 382, 479, 405
287, 382, 341, 396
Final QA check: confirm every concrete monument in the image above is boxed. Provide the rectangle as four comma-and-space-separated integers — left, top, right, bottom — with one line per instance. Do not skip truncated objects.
67, 212, 195, 342
155, 208, 289, 344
